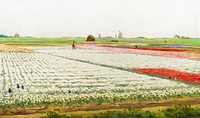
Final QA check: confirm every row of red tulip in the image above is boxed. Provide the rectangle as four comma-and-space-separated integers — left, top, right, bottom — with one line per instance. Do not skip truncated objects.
133, 68, 200, 84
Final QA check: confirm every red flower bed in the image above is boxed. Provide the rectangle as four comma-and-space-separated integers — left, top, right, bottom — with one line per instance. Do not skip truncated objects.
133, 68, 200, 84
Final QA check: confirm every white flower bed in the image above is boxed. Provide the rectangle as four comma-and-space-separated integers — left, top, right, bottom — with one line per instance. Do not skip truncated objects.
31, 46, 200, 74
0, 47, 200, 106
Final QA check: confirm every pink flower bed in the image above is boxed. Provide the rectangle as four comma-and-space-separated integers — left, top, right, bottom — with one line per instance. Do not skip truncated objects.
130, 48, 188, 52
80, 44, 200, 60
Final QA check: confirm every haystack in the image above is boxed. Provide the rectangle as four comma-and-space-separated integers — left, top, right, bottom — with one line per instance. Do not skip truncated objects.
86, 35, 95, 41
111, 40, 119, 42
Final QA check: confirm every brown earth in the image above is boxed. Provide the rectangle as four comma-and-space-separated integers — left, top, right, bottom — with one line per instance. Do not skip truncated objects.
0, 44, 33, 53
1, 97, 200, 118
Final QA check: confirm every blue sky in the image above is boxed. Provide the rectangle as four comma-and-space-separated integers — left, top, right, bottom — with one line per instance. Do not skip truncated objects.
0, 0, 199, 37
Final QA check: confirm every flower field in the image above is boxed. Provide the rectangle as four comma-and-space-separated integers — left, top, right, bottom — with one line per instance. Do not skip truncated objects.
34, 46, 200, 74
0, 46, 198, 110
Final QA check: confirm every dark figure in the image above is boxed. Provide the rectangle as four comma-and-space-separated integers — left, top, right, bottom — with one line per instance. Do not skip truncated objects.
8, 88, 12, 94
135, 45, 138, 48
17, 84, 20, 88
72, 41, 76, 49
21, 85, 24, 90
68, 90, 72, 94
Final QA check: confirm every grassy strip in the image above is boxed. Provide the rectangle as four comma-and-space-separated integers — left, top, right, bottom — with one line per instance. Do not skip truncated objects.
42, 105, 200, 118
0, 38, 200, 46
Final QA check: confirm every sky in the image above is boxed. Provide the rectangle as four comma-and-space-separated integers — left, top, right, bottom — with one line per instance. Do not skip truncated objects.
0, 0, 200, 38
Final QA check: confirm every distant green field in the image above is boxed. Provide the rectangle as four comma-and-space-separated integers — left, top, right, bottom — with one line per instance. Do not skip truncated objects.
0, 37, 200, 46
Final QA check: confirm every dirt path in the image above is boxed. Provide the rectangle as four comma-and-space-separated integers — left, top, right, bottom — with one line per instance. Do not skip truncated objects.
1, 97, 200, 118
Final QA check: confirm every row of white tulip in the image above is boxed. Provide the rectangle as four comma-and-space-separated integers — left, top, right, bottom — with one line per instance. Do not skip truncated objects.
33, 46, 200, 74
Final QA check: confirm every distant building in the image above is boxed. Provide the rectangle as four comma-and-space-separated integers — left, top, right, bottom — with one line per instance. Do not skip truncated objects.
103, 36, 113, 38
97, 33, 101, 38
118, 31, 123, 38
14, 33, 20, 38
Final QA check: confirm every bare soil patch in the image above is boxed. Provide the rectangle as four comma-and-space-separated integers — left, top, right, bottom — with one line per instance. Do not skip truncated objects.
1, 97, 200, 118
0, 44, 33, 53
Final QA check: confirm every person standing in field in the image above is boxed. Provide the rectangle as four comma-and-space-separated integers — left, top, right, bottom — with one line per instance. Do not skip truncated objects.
72, 41, 76, 49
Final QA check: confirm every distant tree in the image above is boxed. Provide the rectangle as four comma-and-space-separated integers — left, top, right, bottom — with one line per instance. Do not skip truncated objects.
185, 36, 190, 39
181, 36, 185, 39
183, 36, 190, 39
0, 34, 8, 38
24, 36, 33, 38
137, 36, 145, 39
174, 35, 180, 38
